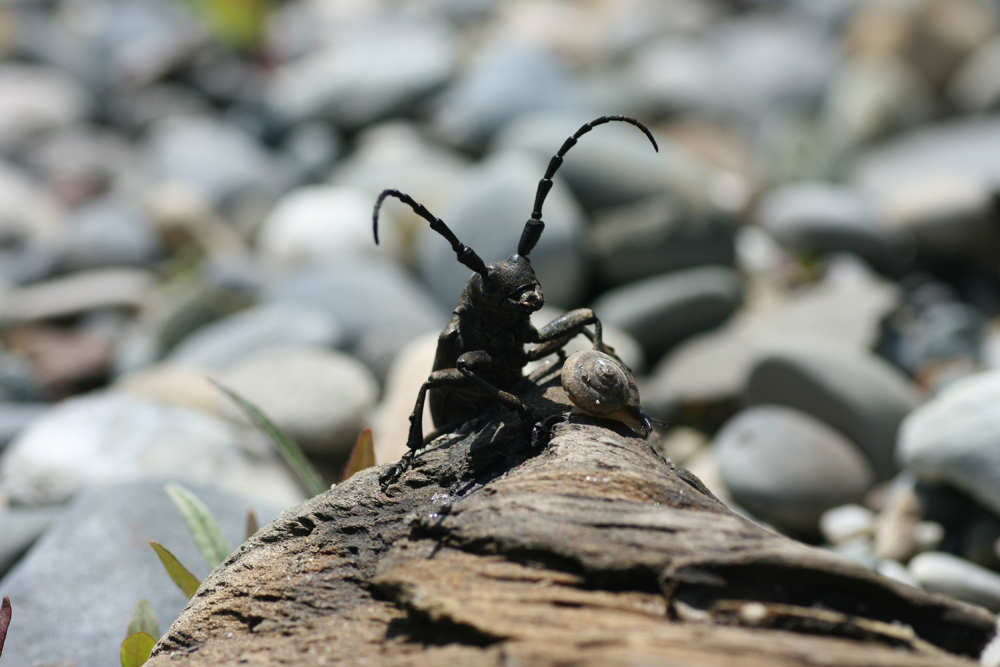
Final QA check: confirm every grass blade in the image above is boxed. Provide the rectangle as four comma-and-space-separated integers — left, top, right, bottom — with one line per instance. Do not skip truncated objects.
245, 508, 259, 540
0, 595, 10, 658
126, 598, 160, 640
165, 483, 231, 569
121, 631, 156, 667
150, 542, 201, 599
211, 379, 325, 497
342, 428, 377, 480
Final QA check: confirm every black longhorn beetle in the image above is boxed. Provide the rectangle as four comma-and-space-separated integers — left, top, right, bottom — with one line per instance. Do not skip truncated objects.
373, 115, 658, 487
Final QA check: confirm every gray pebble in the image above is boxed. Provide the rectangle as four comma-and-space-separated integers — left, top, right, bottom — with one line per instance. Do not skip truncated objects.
909, 551, 1000, 611
0, 505, 61, 578
492, 110, 714, 212
715, 405, 876, 537
592, 265, 744, 365
267, 21, 456, 130
167, 302, 344, 371
588, 196, 736, 288
745, 338, 921, 480
819, 504, 875, 546
60, 197, 161, 271
0, 392, 304, 507
217, 349, 377, 460
0, 402, 49, 450
0, 481, 284, 667
431, 46, 581, 153
265, 259, 448, 378
898, 369, 1000, 517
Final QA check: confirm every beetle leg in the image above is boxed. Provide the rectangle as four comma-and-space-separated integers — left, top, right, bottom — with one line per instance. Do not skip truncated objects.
379, 368, 470, 487
457, 350, 558, 451
528, 308, 616, 361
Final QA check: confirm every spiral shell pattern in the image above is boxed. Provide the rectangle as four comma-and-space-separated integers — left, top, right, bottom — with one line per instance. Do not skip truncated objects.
560, 350, 636, 416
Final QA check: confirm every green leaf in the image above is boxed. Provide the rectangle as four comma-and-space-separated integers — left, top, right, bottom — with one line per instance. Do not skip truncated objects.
165, 483, 231, 569
0, 595, 11, 658
150, 542, 201, 599
245, 508, 259, 541
211, 379, 326, 497
342, 428, 377, 480
121, 631, 156, 667
126, 598, 160, 640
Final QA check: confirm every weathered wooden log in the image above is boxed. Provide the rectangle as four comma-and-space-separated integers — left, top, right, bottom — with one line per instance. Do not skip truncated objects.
146, 368, 995, 666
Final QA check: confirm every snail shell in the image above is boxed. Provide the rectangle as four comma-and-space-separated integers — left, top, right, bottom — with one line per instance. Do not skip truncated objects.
561, 350, 652, 436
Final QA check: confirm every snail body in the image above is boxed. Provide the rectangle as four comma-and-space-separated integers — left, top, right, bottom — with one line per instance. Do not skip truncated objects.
560, 350, 655, 437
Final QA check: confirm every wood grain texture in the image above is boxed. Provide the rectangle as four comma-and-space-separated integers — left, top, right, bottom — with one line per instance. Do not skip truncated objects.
146, 368, 994, 666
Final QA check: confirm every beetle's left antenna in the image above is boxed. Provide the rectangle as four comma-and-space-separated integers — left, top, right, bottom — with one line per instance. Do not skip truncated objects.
374, 189, 489, 277
518, 115, 658, 257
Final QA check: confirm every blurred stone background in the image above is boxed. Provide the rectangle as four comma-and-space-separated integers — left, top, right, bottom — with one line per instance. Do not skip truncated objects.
2, 0, 1000, 663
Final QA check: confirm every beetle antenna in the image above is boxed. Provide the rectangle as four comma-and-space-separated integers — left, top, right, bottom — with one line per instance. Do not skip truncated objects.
518, 115, 658, 257
374, 189, 489, 277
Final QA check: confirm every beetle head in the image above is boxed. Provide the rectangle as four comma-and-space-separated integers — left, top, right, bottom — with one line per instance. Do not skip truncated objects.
469, 254, 544, 316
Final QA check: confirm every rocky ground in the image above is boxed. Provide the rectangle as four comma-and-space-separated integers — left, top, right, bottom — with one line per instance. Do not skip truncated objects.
0, 0, 1000, 664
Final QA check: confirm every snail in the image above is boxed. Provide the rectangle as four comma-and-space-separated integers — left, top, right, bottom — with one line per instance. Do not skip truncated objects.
560, 350, 661, 437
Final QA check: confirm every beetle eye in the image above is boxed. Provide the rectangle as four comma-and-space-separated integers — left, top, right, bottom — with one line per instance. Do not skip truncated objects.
483, 283, 499, 295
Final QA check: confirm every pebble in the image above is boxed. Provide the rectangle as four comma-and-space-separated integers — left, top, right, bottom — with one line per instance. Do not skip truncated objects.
0, 267, 155, 323
0, 481, 284, 667
0, 392, 304, 507
909, 551, 1000, 611
0, 64, 91, 150
265, 259, 448, 378
876, 171, 998, 264
592, 265, 744, 365
714, 405, 876, 537
897, 369, 1000, 516
114, 363, 220, 414
369, 332, 438, 465
587, 195, 736, 289
947, 35, 1000, 113
824, 54, 933, 146
167, 302, 344, 371
216, 349, 378, 460
431, 45, 581, 153
744, 338, 920, 481
0, 505, 61, 578
819, 504, 875, 546
60, 197, 161, 271
852, 116, 1000, 196
146, 114, 293, 205
416, 150, 587, 311
0, 402, 48, 450
257, 184, 403, 271
647, 268, 900, 406
753, 182, 901, 271
491, 110, 714, 213
267, 21, 456, 130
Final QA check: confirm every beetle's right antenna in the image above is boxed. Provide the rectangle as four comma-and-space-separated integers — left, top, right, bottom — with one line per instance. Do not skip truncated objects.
374, 189, 489, 277
518, 115, 658, 257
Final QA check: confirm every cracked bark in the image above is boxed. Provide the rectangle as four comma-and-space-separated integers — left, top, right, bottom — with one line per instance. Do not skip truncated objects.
146, 368, 995, 666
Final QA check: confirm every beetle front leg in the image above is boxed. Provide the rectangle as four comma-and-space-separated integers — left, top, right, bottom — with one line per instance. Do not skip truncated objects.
527, 308, 614, 361
379, 368, 470, 487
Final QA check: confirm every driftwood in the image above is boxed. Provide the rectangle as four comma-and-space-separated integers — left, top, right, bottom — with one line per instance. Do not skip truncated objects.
147, 367, 995, 666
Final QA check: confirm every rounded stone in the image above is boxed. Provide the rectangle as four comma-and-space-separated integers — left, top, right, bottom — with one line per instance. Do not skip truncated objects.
745, 338, 921, 481
592, 265, 744, 365
217, 349, 378, 459
0, 393, 304, 507
258, 185, 403, 271
167, 302, 344, 371
898, 369, 1000, 516
909, 551, 1000, 611
715, 405, 876, 537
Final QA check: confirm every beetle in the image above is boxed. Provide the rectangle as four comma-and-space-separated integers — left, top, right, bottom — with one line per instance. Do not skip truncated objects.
373, 115, 658, 486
